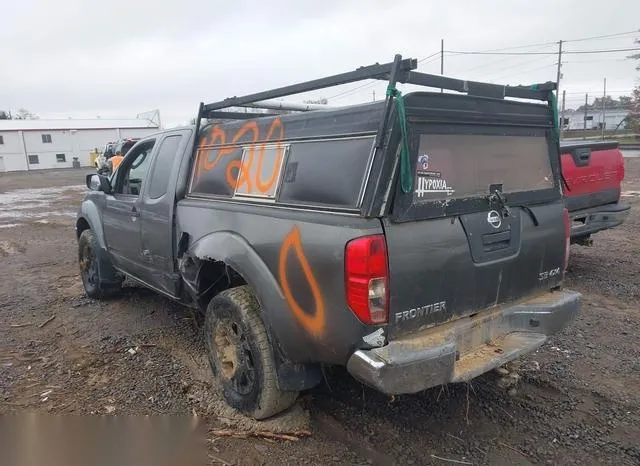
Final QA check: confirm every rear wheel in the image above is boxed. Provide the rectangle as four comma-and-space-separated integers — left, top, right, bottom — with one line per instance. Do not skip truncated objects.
204, 286, 298, 419
78, 229, 122, 299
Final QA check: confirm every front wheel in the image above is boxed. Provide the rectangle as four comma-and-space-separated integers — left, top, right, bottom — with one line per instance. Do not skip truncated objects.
78, 229, 121, 299
204, 286, 298, 419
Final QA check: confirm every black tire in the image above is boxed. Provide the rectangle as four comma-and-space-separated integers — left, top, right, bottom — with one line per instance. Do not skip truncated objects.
78, 229, 122, 299
204, 285, 298, 419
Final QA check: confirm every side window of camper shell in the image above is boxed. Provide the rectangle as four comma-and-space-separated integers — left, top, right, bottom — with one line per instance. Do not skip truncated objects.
189, 145, 243, 197
189, 136, 375, 210
278, 136, 375, 209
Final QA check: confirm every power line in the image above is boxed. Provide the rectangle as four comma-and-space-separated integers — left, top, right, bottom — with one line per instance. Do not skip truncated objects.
565, 47, 640, 54
444, 47, 640, 56
418, 51, 441, 63
327, 80, 377, 100
564, 30, 639, 43
445, 30, 638, 56
490, 61, 557, 81
451, 41, 558, 54
452, 45, 553, 74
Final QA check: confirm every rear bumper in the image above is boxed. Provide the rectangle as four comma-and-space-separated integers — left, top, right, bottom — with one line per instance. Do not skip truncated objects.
346, 290, 581, 395
569, 201, 630, 239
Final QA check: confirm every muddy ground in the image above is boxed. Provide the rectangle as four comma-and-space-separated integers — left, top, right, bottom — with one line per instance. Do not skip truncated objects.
1, 165, 639, 466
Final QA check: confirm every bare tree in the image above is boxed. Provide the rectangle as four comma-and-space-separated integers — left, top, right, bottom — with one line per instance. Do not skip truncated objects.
14, 108, 39, 120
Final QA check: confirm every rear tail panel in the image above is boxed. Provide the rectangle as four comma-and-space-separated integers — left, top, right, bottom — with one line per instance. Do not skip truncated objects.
382, 92, 565, 339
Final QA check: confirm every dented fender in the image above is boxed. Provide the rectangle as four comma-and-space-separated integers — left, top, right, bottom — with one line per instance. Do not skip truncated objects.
183, 231, 287, 343
183, 230, 322, 390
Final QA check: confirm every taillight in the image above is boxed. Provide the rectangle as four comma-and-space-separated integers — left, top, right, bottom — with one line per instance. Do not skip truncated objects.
562, 207, 570, 270
345, 235, 389, 325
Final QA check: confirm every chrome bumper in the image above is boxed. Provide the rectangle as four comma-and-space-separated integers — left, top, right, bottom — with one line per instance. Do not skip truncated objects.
346, 290, 581, 395
570, 202, 630, 239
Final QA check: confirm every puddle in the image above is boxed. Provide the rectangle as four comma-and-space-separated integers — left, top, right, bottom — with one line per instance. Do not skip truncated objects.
621, 191, 640, 197
0, 240, 26, 256
0, 185, 85, 227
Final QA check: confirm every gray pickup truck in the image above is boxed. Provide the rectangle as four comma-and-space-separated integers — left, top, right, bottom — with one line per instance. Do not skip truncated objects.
76, 55, 581, 419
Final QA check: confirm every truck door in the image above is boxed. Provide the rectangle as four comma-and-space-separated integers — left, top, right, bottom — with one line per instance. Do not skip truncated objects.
102, 138, 156, 278
137, 130, 190, 297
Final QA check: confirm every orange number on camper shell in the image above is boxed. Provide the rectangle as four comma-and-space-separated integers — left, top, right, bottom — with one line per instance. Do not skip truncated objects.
196, 118, 285, 195
255, 119, 285, 194
278, 226, 326, 337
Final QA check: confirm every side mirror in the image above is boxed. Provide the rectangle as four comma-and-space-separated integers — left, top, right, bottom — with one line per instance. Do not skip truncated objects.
86, 174, 112, 194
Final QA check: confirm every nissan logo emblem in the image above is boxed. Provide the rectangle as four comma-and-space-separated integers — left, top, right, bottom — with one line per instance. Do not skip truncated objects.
487, 210, 502, 229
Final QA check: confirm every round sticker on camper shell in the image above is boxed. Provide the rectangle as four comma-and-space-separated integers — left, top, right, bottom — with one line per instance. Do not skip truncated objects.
418, 154, 429, 171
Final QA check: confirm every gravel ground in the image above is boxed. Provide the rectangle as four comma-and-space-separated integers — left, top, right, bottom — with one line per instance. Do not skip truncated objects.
1, 164, 639, 465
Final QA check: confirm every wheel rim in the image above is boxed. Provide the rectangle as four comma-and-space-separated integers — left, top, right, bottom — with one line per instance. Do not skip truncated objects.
79, 242, 99, 287
213, 318, 256, 396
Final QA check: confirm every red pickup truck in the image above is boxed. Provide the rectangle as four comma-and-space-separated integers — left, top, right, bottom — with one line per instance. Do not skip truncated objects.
560, 141, 630, 245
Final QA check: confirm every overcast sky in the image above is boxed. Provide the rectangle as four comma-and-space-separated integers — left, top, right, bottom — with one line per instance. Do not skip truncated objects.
1, 0, 638, 126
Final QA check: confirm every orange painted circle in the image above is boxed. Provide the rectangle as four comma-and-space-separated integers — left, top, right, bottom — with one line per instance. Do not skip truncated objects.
278, 226, 326, 337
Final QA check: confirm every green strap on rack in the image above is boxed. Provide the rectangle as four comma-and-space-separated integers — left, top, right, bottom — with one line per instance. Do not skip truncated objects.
548, 90, 559, 142
386, 85, 413, 193
531, 84, 559, 142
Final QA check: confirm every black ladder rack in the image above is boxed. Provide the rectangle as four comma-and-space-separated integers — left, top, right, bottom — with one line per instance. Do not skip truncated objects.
197, 53, 556, 120
192, 53, 557, 150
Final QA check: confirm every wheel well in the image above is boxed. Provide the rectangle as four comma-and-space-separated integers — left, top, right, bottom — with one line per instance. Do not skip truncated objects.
76, 217, 90, 238
190, 258, 322, 392
194, 260, 247, 311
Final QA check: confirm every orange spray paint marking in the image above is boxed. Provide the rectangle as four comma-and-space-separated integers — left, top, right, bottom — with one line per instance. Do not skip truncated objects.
194, 118, 286, 193
225, 121, 260, 191
278, 226, 326, 338
195, 125, 225, 183
255, 118, 285, 193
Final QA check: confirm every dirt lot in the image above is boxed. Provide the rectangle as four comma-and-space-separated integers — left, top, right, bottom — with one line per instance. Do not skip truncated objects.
1, 165, 639, 466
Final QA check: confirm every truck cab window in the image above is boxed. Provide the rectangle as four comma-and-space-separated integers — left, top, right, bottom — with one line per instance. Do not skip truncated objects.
148, 135, 182, 199
115, 140, 155, 196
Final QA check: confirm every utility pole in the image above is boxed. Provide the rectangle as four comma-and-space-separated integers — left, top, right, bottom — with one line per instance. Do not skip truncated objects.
601, 78, 607, 140
555, 40, 563, 117
584, 93, 588, 132
560, 90, 566, 138
372, 90, 376, 102
440, 38, 444, 93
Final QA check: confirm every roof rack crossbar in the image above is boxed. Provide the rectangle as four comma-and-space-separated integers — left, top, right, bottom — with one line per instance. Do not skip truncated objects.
202, 58, 418, 116
401, 71, 556, 101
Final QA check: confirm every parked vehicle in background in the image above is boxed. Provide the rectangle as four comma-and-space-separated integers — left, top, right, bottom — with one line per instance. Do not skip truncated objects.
76, 55, 581, 419
95, 142, 115, 174
95, 138, 139, 175
560, 141, 630, 245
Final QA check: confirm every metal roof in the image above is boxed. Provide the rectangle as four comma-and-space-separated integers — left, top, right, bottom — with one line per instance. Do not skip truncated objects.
0, 118, 159, 131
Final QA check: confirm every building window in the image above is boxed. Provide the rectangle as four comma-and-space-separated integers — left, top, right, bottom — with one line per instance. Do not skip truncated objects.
41, 134, 52, 143
0, 135, 4, 144
28, 155, 39, 165
56, 154, 66, 163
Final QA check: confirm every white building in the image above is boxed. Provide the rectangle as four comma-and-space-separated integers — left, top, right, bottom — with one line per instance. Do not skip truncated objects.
0, 118, 160, 172
562, 108, 629, 131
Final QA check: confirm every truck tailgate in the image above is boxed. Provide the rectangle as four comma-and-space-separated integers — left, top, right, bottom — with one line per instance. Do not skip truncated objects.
560, 141, 624, 212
